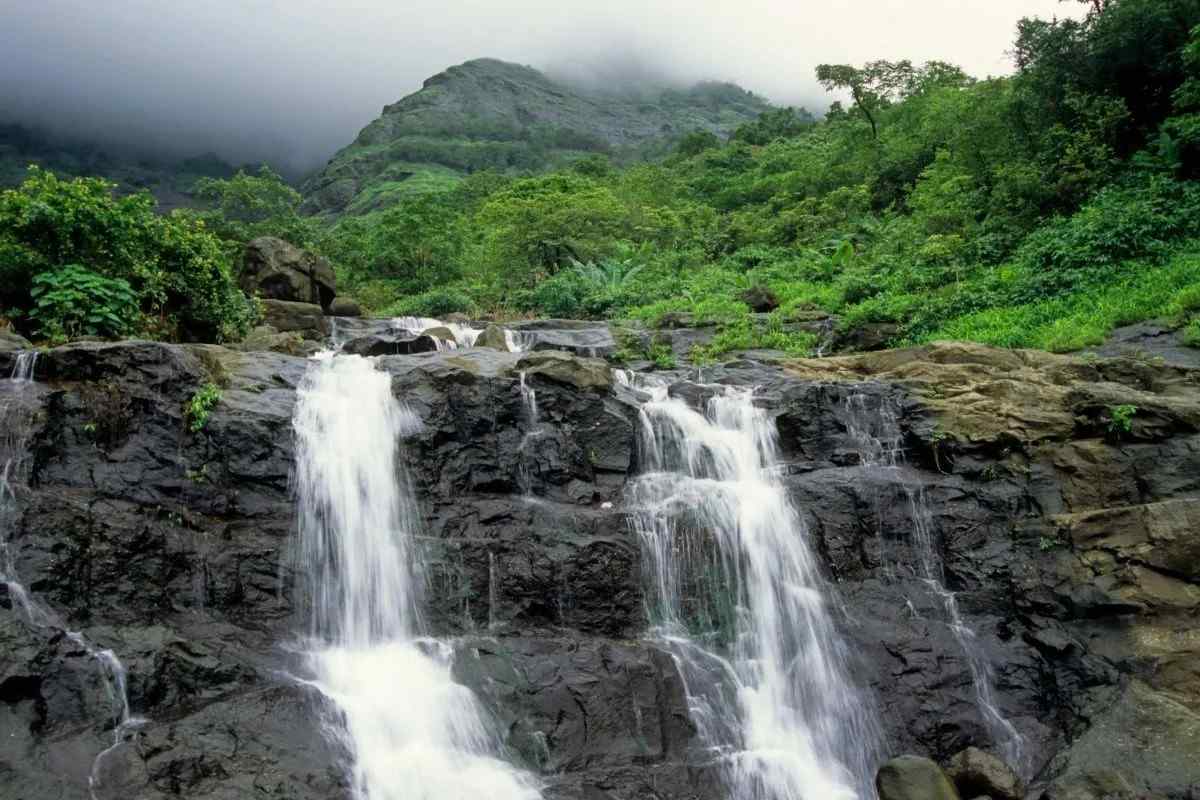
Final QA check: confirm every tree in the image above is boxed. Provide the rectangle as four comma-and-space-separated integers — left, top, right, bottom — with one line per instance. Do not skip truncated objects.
733, 107, 816, 145
817, 60, 962, 138
191, 165, 317, 253
474, 173, 630, 288
318, 195, 464, 295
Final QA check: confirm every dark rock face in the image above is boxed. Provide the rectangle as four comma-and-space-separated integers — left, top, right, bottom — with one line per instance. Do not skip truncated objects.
0, 339, 1198, 799
240, 236, 337, 310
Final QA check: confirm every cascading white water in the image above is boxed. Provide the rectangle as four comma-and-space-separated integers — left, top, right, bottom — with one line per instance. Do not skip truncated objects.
1, 352, 146, 800
626, 377, 881, 799
293, 351, 540, 800
843, 392, 1023, 768
391, 316, 482, 350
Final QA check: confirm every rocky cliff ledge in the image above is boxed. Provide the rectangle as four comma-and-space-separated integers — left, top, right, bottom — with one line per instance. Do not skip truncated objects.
0, 338, 1196, 799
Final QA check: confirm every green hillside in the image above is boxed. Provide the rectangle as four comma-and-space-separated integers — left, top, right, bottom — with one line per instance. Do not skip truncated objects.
306, 0, 1200, 360
300, 58, 775, 216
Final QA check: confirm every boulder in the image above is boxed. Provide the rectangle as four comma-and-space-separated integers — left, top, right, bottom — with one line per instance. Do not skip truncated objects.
259, 299, 329, 340
341, 334, 439, 357
740, 285, 779, 313
328, 297, 362, 317
475, 323, 511, 351
0, 329, 33, 352
877, 756, 961, 800
241, 237, 337, 310
944, 747, 1021, 800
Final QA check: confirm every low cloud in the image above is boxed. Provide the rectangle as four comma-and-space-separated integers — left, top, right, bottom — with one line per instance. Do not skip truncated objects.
0, 1, 1080, 176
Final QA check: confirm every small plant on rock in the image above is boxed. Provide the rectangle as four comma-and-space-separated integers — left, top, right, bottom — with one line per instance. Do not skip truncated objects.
186, 383, 222, 432
1107, 403, 1138, 436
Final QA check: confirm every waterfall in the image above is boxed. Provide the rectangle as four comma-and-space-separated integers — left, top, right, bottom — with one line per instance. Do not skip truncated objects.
293, 351, 540, 800
518, 371, 539, 426
843, 392, 1023, 767
1, 352, 146, 800
626, 377, 881, 799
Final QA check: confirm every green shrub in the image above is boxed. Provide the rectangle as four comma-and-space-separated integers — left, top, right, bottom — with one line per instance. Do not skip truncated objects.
0, 167, 250, 342
186, 383, 222, 433
378, 287, 474, 318
28, 264, 139, 341
1011, 176, 1200, 301
691, 316, 817, 363
1183, 317, 1200, 346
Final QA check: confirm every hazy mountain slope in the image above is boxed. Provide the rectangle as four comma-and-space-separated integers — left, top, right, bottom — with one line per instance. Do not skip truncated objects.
0, 123, 240, 212
301, 57, 772, 216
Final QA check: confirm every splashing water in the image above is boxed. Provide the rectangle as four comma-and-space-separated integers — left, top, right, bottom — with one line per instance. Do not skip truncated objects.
293, 351, 540, 800
1, 352, 147, 800
626, 380, 882, 799
843, 391, 1024, 768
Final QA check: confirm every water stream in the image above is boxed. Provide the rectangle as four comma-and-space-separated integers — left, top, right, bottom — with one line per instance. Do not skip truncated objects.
843, 391, 1023, 767
623, 374, 882, 799
292, 351, 540, 800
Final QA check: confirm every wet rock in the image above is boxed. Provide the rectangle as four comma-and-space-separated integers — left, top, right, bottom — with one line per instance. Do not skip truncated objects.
4, 337, 1200, 800
327, 297, 362, 317
517, 350, 611, 391
1081, 321, 1200, 369
944, 747, 1021, 800
259, 299, 329, 340
340, 333, 439, 357
240, 236, 336, 310
877, 755, 961, 800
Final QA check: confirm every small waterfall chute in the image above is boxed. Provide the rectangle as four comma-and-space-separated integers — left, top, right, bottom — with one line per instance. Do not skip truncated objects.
843, 390, 1024, 768
626, 381, 882, 798
293, 350, 540, 800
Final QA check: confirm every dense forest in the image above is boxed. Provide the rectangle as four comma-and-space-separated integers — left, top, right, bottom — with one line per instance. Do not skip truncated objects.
3, 0, 1200, 361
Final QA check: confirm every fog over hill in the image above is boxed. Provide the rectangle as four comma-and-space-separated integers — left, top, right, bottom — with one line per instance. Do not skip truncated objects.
1, 1, 1081, 175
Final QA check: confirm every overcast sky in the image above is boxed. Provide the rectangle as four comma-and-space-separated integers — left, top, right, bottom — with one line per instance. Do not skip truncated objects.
0, 0, 1081, 174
